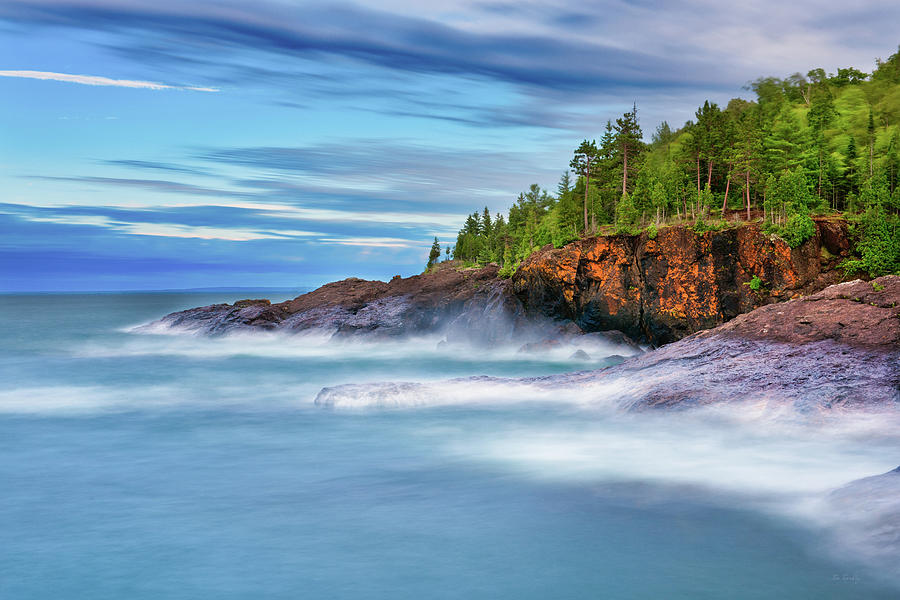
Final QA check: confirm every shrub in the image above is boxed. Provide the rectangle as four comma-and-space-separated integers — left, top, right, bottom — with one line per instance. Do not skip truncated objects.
498, 260, 520, 278
646, 223, 658, 239
780, 213, 816, 248
693, 216, 709, 234
841, 206, 900, 276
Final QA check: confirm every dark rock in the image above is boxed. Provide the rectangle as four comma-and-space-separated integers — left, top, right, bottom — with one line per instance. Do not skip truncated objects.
144, 262, 536, 343
518, 339, 562, 354
569, 349, 591, 360
579, 330, 642, 351
315, 276, 900, 411
513, 219, 853, 345
233, 299, 271, 308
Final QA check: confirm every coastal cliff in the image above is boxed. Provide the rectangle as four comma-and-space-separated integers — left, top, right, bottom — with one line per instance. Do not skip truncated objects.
513, 218, 852, 345
146, 219, 864, 348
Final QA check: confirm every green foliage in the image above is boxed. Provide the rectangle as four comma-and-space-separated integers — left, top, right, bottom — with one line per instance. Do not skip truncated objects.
841, 204, 900, 276
780, 213, 816, 248
615, 191, 639, 233
426, 237, 441, 271
692, 218, 726, 234
646, 223, 658, 239
444, 48, 900, 273
497, 260, 519, 278
698, 184, 715, 217
746, 275, 763, 291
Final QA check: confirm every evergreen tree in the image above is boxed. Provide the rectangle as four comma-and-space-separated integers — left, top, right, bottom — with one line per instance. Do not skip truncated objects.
441, 47, 900, 269
693, 100, 724, 190
615, 191, 639, 233
867, 108, 876, 179
570, 140, 599, 233
614, 103, 644, 196
845, 136, 859, 200
426, 238, 441, 270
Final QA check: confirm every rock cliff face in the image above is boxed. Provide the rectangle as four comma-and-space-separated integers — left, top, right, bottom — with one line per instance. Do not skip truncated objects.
512, 218, 852, 345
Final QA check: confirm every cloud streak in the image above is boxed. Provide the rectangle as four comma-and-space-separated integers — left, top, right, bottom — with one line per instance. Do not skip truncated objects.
3, 203, 426, 249
0, 69, 218, 91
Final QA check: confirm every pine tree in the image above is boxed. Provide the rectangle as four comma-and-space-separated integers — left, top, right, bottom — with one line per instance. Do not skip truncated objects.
845, 136, 859, 200
427, 237, 441, 271
614, 104, 644, 196
867, 108, 876, 179
570, 140, 599, 233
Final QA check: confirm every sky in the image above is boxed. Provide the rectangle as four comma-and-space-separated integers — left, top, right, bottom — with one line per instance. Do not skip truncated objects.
1, 1, 898, 291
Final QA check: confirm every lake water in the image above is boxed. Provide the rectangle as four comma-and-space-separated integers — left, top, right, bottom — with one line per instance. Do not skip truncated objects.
1, 293, 898, 599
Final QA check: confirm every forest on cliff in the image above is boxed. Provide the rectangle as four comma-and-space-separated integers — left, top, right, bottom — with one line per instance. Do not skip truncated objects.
446, 46, 900, 278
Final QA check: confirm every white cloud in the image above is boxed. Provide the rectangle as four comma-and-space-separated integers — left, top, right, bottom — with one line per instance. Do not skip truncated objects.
17, 211, 321, 241
0, 70, 218, 92
7, 195, 463, 231
318, 236, 420, 248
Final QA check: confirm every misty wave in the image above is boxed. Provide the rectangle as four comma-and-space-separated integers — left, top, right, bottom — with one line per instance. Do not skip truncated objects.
430, 403, 900, 585
315, 377, 635, 409
117, 319, 643, 364
311, 373, 666, 410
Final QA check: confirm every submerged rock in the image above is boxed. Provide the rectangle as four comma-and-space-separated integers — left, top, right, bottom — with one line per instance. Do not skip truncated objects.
569, 349, 591, 361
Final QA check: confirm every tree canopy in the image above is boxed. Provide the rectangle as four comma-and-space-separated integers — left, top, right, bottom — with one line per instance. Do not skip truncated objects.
449, 47, 900, 277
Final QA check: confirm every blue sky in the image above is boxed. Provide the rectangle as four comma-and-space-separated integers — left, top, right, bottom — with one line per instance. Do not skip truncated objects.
1, 1, 897, 291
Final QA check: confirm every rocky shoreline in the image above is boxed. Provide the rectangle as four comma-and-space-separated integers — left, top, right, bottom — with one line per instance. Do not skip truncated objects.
139, 262, 542, 345
315, 275, 899, 410
142, 221, 898, 409
144, 220, 856, 347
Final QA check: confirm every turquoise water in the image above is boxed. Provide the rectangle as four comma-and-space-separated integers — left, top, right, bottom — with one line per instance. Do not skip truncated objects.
1, 293, 898, 599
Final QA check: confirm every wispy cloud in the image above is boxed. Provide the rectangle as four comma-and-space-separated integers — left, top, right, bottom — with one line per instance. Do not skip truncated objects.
0, 69, 218, 91
319, 236, 421, 248
12, 208, 320, 241
7, 204, 424, 248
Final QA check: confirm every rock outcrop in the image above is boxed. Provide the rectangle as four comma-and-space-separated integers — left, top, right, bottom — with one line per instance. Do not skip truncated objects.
513, 218, 852, 345
316, 276, 900, 410
141, 263, 551, 345
146, 220, 860, 349
580, 275, 900, 409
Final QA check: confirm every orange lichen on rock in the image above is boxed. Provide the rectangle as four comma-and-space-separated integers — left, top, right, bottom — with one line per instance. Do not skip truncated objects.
579, 236, 638, 317
513, 219, 852, 345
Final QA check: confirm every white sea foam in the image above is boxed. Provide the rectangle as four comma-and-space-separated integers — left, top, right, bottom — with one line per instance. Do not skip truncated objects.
443, 406, 900, 496
88, 324, 642, 365
425, 401, 900, 583
315, 378, 635, 409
